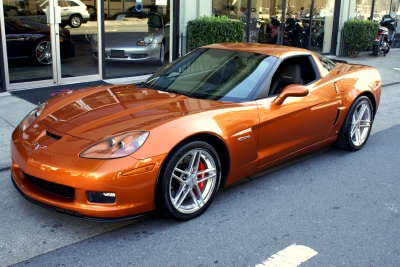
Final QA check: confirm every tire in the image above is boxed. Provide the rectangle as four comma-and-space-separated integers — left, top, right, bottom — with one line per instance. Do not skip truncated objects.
33, 39, 52, 66
335, 96, 373, 151
373, 44, 379, 56
156, 42, 165, 66
69, 15, 82, 28
157, 139, 221, 221
384, 45, 390, 55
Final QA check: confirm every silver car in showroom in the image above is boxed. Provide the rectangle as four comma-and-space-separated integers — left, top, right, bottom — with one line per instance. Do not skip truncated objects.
90, 12, 169, 65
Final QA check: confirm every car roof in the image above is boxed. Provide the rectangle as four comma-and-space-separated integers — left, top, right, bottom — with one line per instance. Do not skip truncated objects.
202, 43, 311, 58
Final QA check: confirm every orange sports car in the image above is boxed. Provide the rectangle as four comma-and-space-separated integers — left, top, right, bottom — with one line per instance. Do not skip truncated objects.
11, 43, 381, 221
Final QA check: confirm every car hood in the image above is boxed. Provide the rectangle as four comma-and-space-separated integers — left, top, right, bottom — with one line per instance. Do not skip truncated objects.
40, 84, 233, 141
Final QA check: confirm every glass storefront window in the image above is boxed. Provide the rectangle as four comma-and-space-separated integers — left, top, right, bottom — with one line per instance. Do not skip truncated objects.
100, 0, 171, 79
3, 0, 99, 84
355, 0, 373, 20
213, 0, 258, 42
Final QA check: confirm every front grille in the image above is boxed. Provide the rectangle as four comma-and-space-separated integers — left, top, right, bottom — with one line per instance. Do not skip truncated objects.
23, 172, 75, 198
130, 53, 148, 59
46, 130, 62, 140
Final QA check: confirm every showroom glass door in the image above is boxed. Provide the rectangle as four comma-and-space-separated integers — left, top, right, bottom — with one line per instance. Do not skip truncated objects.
1, 0, 101, 90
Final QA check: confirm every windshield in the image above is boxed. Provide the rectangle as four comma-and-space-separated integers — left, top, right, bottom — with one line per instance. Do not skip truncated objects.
142, 48, 273, 102
110, 12, 162, 28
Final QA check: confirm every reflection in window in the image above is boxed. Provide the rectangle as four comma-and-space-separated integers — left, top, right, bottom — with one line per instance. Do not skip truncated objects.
143, 48, 273, 102
355, 0, 373, 20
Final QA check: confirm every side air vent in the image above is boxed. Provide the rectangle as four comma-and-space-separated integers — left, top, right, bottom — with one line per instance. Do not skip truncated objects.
46, 131, 62, 140
333, 109, 341, 126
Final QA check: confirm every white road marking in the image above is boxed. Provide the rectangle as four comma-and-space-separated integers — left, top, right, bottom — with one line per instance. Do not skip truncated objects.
256, 244, 318, 267
393, 68, 400, 71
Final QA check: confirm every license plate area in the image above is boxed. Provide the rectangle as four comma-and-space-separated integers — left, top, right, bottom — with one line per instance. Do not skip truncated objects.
110, 50, 126, 58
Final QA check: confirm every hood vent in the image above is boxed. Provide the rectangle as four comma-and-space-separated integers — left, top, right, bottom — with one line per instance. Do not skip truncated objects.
46, 131, 62, 140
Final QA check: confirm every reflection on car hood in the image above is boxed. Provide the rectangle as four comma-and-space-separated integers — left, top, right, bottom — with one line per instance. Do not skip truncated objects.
40, 84, 232, 141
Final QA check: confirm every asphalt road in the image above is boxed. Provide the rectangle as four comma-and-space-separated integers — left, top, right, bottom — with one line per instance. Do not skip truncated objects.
9, 124, 400, 267
1, 82, 399, 266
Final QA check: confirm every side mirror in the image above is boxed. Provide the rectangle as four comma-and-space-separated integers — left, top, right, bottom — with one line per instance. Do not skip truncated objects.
274, 84, 309, 105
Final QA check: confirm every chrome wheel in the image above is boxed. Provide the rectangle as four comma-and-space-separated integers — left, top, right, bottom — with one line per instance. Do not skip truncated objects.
349, 99, 372, 147
169, 148, 217, 214
69, 15, 82, 28
158, 140, 221, 220
34, 40, 52, 65
336, 96, 373, 151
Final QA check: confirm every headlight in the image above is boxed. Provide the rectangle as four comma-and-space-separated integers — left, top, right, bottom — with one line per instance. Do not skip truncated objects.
137, 33, 154, 46
20, 103, 46, 132
92, 34, 98, 44
80, 131, 149, 159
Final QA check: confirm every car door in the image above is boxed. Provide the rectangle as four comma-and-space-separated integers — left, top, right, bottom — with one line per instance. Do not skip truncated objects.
5, 19, 29, 59
59, 0, 71, 21
256, 55, 339, 168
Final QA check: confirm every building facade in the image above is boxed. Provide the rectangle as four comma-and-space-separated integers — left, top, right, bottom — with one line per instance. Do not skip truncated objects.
0, 0, 399, 92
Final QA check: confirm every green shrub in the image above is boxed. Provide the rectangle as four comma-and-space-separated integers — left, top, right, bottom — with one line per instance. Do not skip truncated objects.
187, 15, 245, 50
343, 19, 379, 58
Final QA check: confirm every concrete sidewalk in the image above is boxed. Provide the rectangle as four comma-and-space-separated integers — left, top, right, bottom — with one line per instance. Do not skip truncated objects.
1, 49, 400, 171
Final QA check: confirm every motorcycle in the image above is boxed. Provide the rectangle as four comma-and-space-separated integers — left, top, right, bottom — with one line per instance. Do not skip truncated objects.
372, 15, 396, 57
283, 18, 309, 48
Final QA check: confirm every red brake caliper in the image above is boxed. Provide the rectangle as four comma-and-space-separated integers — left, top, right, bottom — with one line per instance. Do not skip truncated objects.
197, 160, 206, 192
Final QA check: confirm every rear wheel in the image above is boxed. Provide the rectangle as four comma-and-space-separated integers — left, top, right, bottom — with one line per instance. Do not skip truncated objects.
33, 39, 52, 66
335, 96, 373, 151
157, 140, 221, 221
372, 44, 379, 56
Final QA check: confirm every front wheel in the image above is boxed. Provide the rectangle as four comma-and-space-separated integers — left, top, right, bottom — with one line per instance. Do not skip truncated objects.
372, 44, 379, 56
384, 44, 390, 54
156, 42, 165, 66
335, 96, 373, 151
33, 39, 52, 65
157, 140, 221, 221
69, 15, 82, 28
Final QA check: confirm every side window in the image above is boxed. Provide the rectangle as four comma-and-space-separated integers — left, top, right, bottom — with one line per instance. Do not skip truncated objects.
315, 53, 336, 73
69, 1, 80, 7
59, 1, 69, 7
269, 56, 319, 96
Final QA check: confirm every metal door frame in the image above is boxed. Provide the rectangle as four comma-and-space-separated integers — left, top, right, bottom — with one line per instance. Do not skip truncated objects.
0, 0, 102, 92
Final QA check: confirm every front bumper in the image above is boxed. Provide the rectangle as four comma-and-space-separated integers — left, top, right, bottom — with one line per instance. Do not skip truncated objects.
11, 126, 166, 221
91, 43, 161, 62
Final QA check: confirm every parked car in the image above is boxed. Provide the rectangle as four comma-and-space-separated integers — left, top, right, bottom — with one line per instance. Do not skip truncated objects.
89, 11, 169, 65
86, 4, 108, 21
4, 17, 73, 65
3, 4, 19, 16
36, 0, 90, 28
11, 43, 381, 221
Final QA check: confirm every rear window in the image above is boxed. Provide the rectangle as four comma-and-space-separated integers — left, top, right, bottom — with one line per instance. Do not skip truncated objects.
315, 53, 337, 72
